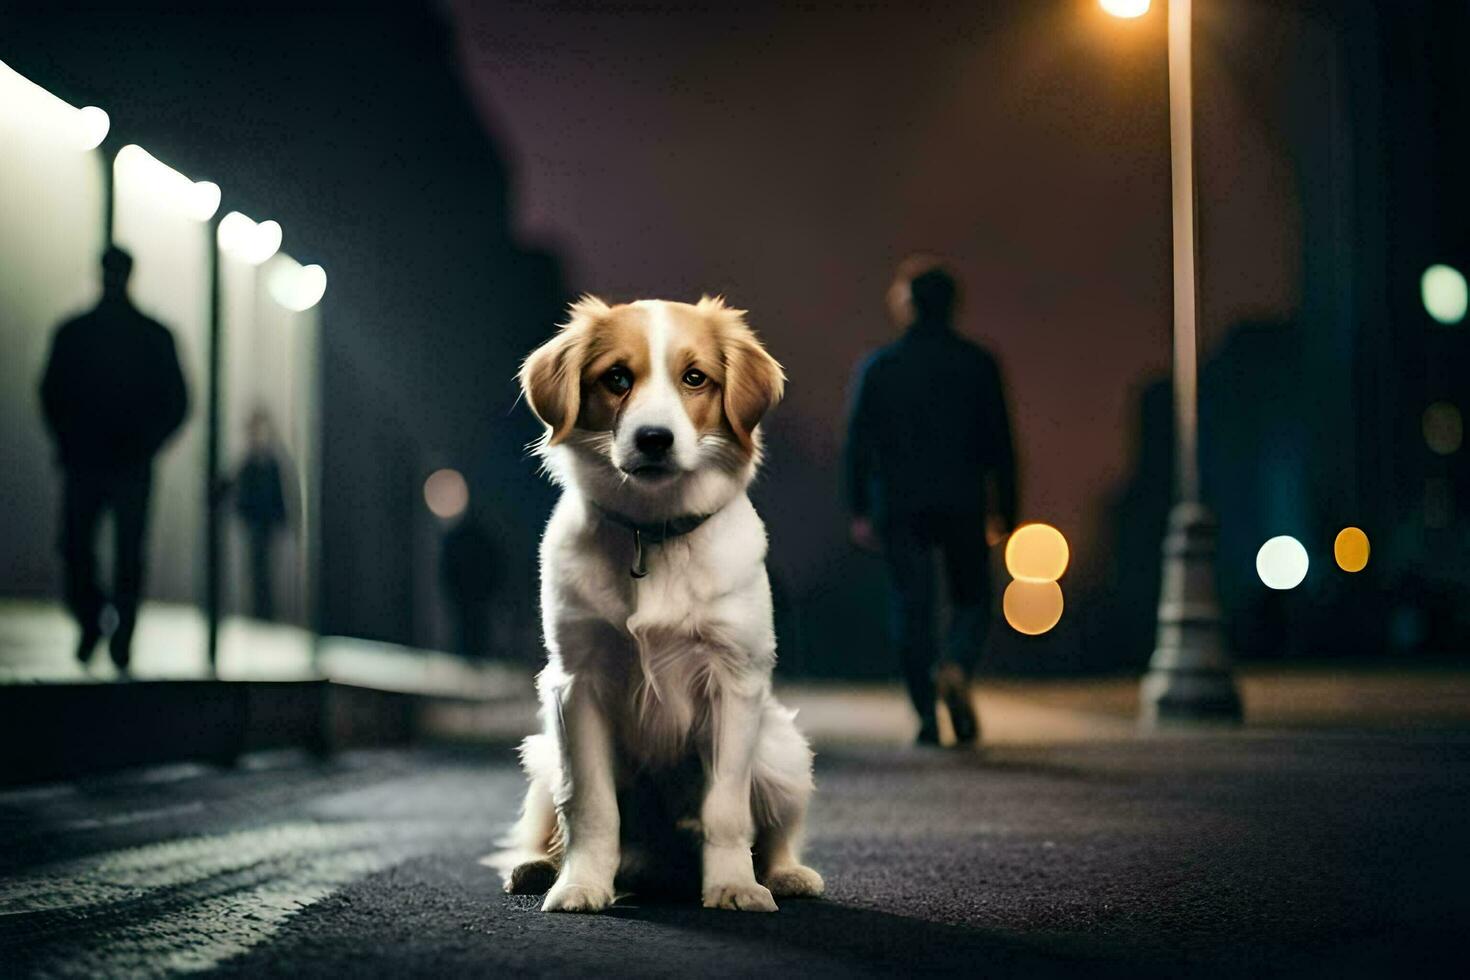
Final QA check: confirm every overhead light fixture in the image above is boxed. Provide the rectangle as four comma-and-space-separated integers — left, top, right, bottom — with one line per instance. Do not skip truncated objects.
268, 257, 327, 312
0, 60, 109, 151
217, 211, 283, 265
115, 144, 220, 222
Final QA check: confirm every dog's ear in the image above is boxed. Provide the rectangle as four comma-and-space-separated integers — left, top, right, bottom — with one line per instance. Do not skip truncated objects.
701, 296, 785, 454
520, 296, 606, 446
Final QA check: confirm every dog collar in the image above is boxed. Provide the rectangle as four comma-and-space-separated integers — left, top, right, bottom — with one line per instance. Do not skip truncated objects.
592, 505, 714, 579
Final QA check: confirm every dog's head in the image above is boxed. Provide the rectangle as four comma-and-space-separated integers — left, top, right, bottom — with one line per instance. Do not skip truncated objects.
520, 296, 784, 512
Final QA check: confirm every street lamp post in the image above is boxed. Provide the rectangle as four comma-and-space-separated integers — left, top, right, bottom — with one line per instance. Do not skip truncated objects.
206, 212, 224, 675
1107, 0, 1243, 722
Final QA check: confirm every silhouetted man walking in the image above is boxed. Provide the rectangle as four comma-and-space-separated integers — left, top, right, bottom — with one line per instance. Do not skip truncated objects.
440, 513, 498, 660
40, 247, 188, 672
231, 409, 289, 621
844, 257, 1017, 746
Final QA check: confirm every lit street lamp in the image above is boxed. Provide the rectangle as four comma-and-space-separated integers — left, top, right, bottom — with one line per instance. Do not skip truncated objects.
1102, 0, 1242, 722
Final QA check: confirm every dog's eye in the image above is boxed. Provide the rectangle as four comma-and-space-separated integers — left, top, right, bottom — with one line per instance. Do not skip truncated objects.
601, 366, 633, 395
682, 369, 708, 389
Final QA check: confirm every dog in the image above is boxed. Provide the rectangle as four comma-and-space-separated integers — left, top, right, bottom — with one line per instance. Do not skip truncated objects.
491, 295, 824, 913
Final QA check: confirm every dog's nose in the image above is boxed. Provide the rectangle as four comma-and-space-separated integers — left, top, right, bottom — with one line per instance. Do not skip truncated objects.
634, 426, 674, 458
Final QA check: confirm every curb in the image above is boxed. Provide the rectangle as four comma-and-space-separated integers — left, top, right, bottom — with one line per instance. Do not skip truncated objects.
0, 679, 514, 786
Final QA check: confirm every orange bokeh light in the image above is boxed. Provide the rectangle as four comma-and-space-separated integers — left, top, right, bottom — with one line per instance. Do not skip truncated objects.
1333, 527, 1370, 573
1004, 523, 1070, 583
1003, 580, 1065, 636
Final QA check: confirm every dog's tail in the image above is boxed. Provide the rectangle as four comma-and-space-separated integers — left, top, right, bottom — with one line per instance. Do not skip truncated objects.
481, 733, 563, 883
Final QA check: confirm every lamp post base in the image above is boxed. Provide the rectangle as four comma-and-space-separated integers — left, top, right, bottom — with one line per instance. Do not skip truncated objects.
1140, 501, 1242, 725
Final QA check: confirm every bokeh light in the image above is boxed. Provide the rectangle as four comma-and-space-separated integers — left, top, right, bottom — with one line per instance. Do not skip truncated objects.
423, 468, 469, 520
1256, 536, 1309, 590
1333, 527, 1370, 573
1003, 580, 1065, 636
1423, 402, 1463, 456
1004, 523, 1070, 583
1421, 264, 1467, 325
1100, 0, 1150, 18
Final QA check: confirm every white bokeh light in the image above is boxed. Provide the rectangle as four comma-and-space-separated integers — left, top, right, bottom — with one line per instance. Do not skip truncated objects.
1421, 264, 1467, 325
1256, 536, 1309, 590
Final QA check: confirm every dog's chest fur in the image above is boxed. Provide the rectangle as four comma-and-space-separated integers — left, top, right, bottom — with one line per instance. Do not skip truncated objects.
543, 493, 775, 765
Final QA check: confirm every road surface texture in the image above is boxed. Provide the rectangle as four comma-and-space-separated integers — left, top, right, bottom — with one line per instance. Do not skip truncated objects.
3, 730, 1467, 978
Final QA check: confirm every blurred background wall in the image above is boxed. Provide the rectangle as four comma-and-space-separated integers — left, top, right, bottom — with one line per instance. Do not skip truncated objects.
0, 63, 107, 600
220, 250, 322, 626
448, 0, 1468, 671
110, 146, 211, 605
2, 3, 567, 665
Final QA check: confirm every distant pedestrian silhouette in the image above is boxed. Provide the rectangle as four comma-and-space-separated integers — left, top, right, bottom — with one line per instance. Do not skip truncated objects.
440, 513, 498, 660
844, 256, 1017, 745
229, 409, 289, 621
39, 246, 188, 672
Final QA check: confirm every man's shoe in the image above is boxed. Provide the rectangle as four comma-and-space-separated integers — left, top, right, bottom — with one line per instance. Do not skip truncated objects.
108, 634, 133, 675
937, 663, 980, 745
75, 628, 101, 667
916, 718, 941, 746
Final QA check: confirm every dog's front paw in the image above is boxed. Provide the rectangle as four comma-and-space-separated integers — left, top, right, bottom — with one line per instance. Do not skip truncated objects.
764, 864, 825, 898
703, 880, 778, 912
542, 878, 615, 913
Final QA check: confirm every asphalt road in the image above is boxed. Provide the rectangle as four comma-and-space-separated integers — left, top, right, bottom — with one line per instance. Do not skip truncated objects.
3, 732, 1468, 977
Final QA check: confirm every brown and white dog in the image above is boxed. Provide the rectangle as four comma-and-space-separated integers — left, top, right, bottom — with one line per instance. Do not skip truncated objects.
492, 296, 824, 912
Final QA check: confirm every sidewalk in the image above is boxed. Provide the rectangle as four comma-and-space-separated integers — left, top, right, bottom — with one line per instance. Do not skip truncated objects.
421, 665, 1470, 746
0, 599, 530, 699
0, 599, 532, 785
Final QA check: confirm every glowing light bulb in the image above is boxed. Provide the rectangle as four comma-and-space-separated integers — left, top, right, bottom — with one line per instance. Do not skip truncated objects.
1004, 523, 1070, 583
1100, 0, 1150, 18
1256, 536, 1308, 590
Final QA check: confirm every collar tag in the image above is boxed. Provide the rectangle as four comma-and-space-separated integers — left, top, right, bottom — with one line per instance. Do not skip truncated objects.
630, 528, 648, 579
